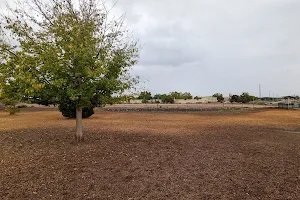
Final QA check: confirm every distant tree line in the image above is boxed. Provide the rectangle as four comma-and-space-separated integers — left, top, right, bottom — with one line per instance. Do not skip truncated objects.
137, 91, 193, 103
136, 91, 259, 104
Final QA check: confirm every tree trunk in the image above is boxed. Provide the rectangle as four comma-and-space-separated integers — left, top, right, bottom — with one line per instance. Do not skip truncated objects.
75, 106, 83, 142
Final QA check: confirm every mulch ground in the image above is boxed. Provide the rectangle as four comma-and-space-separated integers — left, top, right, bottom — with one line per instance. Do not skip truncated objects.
0, 109, 300, 199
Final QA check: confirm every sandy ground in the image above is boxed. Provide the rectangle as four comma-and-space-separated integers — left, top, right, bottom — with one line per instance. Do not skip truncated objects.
0, 109, 299, 199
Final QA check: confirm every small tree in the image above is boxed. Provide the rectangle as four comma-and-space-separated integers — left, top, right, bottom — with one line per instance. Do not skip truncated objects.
240, 92, 251, 103
0, 95, 20, 115
153, 94, 161, 99
138, 91, 152, 103
0, 0, 139, 141
161, 94, 174, 104
0, 62, 22, 115
169, 91, 192, 99
212, 93, 224, 103
0, 86, 21, 115
230, 95, 240, 103
182, 92, 193, 100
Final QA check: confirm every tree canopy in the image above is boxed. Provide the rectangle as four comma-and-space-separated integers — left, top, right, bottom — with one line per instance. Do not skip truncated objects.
229, 93, 257, 103
138, 91, 152, 101
169, 91, 193, 99
212, 93, 224, 102
0, 0, 139, 141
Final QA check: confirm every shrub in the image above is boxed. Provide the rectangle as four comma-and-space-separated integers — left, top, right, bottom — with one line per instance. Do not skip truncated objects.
212, 93, 224, 103
5, 106, 20, 115
162, 96, 174, 104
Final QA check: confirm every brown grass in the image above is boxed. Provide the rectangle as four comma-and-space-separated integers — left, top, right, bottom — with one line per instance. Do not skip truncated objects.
0, 109, 300, 199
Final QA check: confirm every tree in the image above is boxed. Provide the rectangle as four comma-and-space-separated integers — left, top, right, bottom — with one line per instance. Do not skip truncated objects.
0, 87, 21, 115
138, 91, 152, 102
212, 93, 224, 103
229, 93, 256, 103
182, 92, 193, 100
0, 61, 23, 115
230, 95, 240, 103
240, 92, 251, 103
161, 95, 174, 104
154, 94, 174, 103
0, 0, 139, 141
169, 91, 192, 99
249, 95, 258, 102
58, 95, 94, 118
153, 94, 161, 99
169, 91, 181, 99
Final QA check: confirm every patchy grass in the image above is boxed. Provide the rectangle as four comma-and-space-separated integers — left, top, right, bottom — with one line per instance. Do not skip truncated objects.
0, 109, 300, 199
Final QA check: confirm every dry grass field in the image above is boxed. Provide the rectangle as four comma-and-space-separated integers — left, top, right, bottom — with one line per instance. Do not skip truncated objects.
0, 108, 300, 199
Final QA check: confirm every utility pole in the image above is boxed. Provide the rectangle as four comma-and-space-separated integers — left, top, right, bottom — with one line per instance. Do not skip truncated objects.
259, 84, 262, 99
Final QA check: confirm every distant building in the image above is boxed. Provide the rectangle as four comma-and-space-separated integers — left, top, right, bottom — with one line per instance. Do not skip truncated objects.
278, 96, 299, 109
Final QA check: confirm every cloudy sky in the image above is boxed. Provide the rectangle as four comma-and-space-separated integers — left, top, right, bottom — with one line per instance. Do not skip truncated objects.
113, 0, 300, 97
1, 0, 299, 97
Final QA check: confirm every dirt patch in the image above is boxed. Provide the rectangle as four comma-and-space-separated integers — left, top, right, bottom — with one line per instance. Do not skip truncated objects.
0, 109, 300, 199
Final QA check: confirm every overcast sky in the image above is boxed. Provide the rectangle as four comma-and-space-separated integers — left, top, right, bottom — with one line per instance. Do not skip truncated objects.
113, 0, 300, 97
1, 0, 300, 97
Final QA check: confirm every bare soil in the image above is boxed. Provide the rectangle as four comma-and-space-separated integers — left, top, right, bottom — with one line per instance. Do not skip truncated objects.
0, 109, 300, 199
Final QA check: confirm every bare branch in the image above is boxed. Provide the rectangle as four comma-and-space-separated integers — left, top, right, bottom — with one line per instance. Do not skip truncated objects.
2, 48, 18, 57
31, 0, 54, 26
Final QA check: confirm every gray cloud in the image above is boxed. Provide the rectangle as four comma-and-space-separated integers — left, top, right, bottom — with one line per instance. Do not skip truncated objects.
1, 0, 300, 97
114, 0, 300, 96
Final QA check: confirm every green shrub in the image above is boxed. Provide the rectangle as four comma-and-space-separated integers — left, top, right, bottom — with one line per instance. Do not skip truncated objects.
162, 96, 174, 104
5, 106, 20, 115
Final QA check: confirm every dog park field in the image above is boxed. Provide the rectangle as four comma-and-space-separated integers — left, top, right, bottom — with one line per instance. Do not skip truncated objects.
0, 107, 299, 199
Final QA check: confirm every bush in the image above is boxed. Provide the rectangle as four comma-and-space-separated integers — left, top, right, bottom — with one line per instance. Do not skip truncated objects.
212, 93, 224, 103
162, 96, 174, 104
5, 106, 20, 115
58, 98, 94, 118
